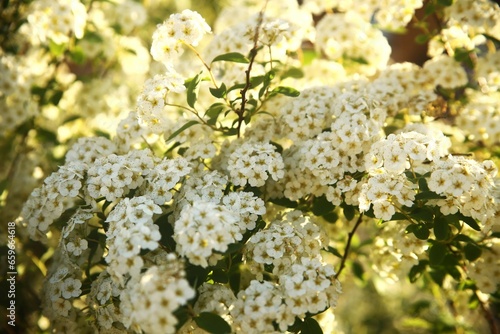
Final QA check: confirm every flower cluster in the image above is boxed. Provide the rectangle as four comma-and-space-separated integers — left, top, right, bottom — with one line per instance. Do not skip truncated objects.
120, 257, 195, 334
105, 196, 162, 283
428, 155, 498, 224
151, 9, 211, 65
24, 0, 87, 45
227, 141, 285, 187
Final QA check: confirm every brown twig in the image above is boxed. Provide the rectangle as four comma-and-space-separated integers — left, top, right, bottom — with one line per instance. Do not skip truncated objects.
335, 213, 364, 279
235, 0, 268, 138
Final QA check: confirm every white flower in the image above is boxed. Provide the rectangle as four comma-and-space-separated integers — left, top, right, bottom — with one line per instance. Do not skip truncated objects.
61, 278, 82, 299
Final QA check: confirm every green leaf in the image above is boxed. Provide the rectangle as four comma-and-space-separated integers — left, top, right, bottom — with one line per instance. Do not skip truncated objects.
453, 234, 474, 242
212, 269, 229, 283
49, 40, 66, 57
223, 242, 244, 255
250, 75, 266, 88
460, 215, 481, 231
323, 212, 339, 223
409, 260, 428, 283
390, 212, 408, 221
429, 242, 447, 266
63, 115, 82, 124
205, 102, 225, 126
301, 317, 323, 334
166, 120, 199, 142
70, 46, 85, 64
352, 261, 364, 280
49, 90, 64, 105
429, 268, 447, 286
342, 205, 356, 221
194, 312, 232, 334
94, 130, 111, 139
258, 70, 276, 98
302, 49, 318, 65
36, 127, 58, 144
415, 191, 445, 200
490, 232, 500, 238
281, 67, 304, 80
409, 207, 434, 223
186, 73, 202, 108
443, 253, 460, 268
415, 34, 430, 44
269, 197, 298, 208
227, 83, 246, 94
418, 177, 430, 191
269, 86, 300, 98
464, 243, 482, 262
437, 0, 453, 6
312, 195, 335, 216
326, 246, 342, 258
424, 3, 436, 15
211, 52, 249, 64
84, 31, 103, 43
434, 218, 450, 241
209, 83, 227, 98
406, 223, 430, 240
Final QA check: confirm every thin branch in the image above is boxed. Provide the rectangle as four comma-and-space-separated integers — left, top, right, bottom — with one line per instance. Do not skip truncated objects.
335, 213, 364, 279
236, 0, 268, 138
183, 42, 219, 89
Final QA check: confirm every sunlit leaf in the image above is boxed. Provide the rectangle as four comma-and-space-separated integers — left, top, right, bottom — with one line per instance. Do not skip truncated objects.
166, 120, 199, 142
269, 86, 300, 98
211, 52, 249, 64
186, 72, 202, 108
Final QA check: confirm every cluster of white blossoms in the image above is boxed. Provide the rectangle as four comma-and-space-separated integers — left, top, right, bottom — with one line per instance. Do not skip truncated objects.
136, 73, 187, 133
0, 54, 39, 133
21, 161, 85, 240
279, 91, 385, 202
455, 90, 500, 145
238, 211, 340, 333
151, 9, 211, 65
23, 0, 87, 45
120, 256, 195, 334
427, 156, 498, 224
86, 272, 123, 330
467, 243, 500, 294
105, 196, 162, 283
302, 0, 423, 31
86, 150, 154, 202
173, 201, 241, 268
315, 12, 391, 75
359, 129, 453, 220
371, 221, 428, 283
170, 167, 266, 267
227, 141, 285, 187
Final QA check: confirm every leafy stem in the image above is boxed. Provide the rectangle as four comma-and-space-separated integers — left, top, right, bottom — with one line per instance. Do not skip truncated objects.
183, 42, 219, 90
165, 103, 217, 131
235, 0, 267, 138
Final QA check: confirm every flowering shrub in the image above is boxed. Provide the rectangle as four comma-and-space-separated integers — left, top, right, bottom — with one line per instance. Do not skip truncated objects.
2, 0, 500, 333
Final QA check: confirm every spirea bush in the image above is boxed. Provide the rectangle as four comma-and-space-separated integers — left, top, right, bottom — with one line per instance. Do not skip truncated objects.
2, 0, 500, 333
